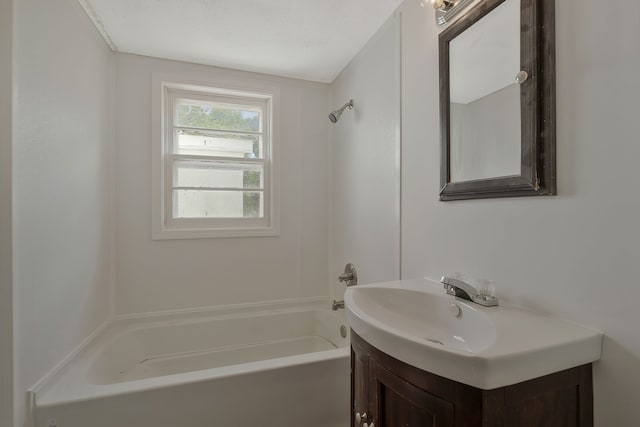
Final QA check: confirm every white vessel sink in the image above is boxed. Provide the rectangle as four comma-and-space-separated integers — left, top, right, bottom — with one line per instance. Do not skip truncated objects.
345, 279, 602, 390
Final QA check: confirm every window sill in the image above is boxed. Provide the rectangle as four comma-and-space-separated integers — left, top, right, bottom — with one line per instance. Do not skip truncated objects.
152, 226, 280, 240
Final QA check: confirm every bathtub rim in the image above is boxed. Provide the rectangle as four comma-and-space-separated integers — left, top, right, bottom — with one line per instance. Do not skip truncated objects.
30, 296, 330, 394
37, 346, 349, 408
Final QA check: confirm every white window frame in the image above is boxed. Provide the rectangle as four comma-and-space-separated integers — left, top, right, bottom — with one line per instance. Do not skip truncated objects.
152, 76, 279, 239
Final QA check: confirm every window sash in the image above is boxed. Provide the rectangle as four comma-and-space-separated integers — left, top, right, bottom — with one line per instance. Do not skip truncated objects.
171, 189, 264, 219
168, 91, 267, 157
172, 129, 263, 159
173, 125, 263, 136
165, 155, 269, 220
171, 90, 267, 115
164, 89, 271, 226
170, 155, 266, 192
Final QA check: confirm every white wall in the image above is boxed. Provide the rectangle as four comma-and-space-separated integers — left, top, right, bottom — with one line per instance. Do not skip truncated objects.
13, 0, 114, 424
0, 0, 14, 425
114, 54, 329, 314
399, 0, 640, 424
328, 14, 401, 301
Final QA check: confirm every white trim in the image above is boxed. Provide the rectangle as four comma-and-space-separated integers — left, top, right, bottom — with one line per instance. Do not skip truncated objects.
76, 0, 118, 51
0, 0, 13, 425
394, 11, 403, 280
152, 225, 280, 240
152, 74, 281, 239
115, 296, 329, 322
326, 94, 335, 302
108, 51, 117, 321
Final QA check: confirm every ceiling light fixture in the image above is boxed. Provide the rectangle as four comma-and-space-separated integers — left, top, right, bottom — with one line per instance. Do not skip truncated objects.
427, 0, 474, 25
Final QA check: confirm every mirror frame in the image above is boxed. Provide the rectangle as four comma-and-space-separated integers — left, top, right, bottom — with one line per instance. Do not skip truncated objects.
439, 0, 556, 201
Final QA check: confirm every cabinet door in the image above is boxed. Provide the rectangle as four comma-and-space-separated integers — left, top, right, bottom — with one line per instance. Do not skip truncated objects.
371, 364, 455, 427
351, 343, 371, 427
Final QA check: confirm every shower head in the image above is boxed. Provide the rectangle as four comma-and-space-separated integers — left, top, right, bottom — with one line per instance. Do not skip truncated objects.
328, 99, 354, 123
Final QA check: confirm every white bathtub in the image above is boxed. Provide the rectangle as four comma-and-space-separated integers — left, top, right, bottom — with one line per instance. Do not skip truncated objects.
34, 302, 350, 427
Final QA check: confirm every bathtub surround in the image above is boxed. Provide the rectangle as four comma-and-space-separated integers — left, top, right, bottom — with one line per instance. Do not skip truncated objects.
0, 0, 14, 425
115, 53, 329, 315
328, 13, 402, 302
12, 0, 115, 425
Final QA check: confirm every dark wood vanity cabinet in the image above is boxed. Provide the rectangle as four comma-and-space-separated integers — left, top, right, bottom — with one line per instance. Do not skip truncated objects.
351, 331, 593, 427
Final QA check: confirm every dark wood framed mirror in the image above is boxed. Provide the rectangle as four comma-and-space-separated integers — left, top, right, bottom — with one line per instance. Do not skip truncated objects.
439, 0, 556, 201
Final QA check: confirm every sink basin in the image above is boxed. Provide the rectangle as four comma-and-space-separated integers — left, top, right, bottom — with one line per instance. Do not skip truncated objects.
345, 279, 602, 390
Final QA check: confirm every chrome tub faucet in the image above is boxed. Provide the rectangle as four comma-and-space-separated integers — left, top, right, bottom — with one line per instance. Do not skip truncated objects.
333, 263, 358, 310
332, 300, 345, 310
338, 263, 358, 287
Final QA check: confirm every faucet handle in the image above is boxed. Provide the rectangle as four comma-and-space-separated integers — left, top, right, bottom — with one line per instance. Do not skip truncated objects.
441, 276, 475, 299
339, 263, 358, 286
339, 272, 354, 282
441, 275, 499, 307
443, 283, 456, 296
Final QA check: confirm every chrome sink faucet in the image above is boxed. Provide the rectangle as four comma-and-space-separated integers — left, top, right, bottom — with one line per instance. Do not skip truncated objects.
333, 263, 358, 310
441, 276, 499, 307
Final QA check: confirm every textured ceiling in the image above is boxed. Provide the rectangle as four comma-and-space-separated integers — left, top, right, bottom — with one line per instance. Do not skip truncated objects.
80, 0, 405, 83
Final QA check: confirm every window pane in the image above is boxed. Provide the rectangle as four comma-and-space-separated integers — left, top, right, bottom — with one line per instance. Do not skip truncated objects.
174, 161, 263, 190
174, 190, 264, 219
176, 101, 260, 133
175, 130, 262, 158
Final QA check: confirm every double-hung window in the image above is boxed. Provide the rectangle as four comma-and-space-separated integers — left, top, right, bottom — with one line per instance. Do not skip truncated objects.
154, 82, 276, 239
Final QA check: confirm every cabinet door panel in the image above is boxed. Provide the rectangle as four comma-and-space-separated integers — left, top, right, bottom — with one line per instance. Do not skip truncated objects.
505, 388, 578, 427
351, 344, 370, 427
372, 364, 455, 427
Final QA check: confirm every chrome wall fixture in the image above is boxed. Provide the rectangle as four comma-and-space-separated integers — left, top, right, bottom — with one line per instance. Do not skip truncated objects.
422, 0, 475, 25
328, 99, 354, 123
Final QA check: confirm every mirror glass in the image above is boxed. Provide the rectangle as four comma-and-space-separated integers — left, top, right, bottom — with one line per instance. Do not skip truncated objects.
449, 0, 520, 183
